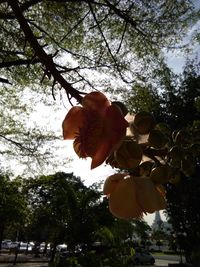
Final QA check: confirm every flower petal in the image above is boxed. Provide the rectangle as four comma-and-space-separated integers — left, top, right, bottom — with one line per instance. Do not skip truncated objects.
109, 176, 143, 219
114, 140, 143, 169
91, 105, 129, 169
73, 111, 104, 158
103, 173, 127, 195
91, 141, 113, 169
62, 107, 87, 140
82, 92, 110, 115
106, 104, 129, 132
135, 176, 166, 213
156, 184, 166, 197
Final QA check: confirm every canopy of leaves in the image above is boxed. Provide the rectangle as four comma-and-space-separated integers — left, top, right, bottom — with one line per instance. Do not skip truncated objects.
0, 0, 199, 174
25, 172, 109, 250
0, 173, 28, 246
0, 85, 65, 174
1, 0, 199, 89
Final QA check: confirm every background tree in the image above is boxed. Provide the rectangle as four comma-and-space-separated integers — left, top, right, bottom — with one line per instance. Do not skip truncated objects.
132, 220, 151, 248
0, 86, 62, 173
25, 172, 108, 261
0, 173, 28, 249
151, 229, 167, 251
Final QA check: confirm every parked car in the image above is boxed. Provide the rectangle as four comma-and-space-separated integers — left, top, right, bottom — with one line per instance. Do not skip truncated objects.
1, 240, 12, 249
57, 244, 67, 252
133, 250, 155, 265
9, 242, 19, 249
18, 242, 33, 252
39, 242, 51, 253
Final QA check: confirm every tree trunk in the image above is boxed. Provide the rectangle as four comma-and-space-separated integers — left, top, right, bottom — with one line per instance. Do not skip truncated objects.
0, 224, 5, 252
50, 243, 57, 263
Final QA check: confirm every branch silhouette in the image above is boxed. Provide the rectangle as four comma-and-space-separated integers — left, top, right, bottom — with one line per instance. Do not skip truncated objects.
8, 0, 84, 104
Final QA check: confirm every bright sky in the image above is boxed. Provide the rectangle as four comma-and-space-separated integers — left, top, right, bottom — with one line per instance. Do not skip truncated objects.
165, 18, 200, 73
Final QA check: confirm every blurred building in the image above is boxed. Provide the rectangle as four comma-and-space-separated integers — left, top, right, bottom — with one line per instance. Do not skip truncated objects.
150, 211, 172, 251
152, 211, 163, 231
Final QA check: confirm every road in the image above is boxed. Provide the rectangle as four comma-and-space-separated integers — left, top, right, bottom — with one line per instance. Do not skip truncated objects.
131, 254, 183, 267
0, 252, 183, 267
153, 254, 183, 267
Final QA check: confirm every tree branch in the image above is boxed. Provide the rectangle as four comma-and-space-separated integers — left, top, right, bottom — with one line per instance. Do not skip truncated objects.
104, 0, 148, 39
88, 1, 135, 84
88, 1, 115, 64
0, 0, 43, 19
116, 21, 128, 54
8, 0, 83, 104
60, 10, 90, 42
0, 58, 40, 69
28, 19, 95, 64
0, 133, 36, 154
0, 77, 11, 84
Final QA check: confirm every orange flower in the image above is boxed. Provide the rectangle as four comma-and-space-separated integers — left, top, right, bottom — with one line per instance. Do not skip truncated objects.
103, 174, 166, 220
62, 92, 129, 169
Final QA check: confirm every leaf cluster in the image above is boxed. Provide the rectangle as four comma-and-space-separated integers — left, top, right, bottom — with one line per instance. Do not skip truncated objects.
122, 60, 200, 263
0, 0, 199, 89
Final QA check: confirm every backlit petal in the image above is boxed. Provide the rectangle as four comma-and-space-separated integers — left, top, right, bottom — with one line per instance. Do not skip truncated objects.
73, 111, 104, 158
91, 141, 113, 169
156, 184, 166, 197
62, 107, 87, 140
103, 173, 127, 195
105, 105, 129, 151
135, 176, 166, 213
91, 105, 129, 169
63, 93, 129, 169
109, 176, 143, 219
73, 137, 88, 158
82, 92, 110, 115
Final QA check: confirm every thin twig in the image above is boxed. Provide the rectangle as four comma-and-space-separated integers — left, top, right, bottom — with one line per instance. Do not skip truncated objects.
60, 11, 90, 42
104, 0, 149, 39
116, 21, 128, 54
88, 1, 135, 84
88, 1, 116, 65
8, 0, 83, 104
0, 134, 35, 153
28, 19, 95, 64
0, 0, 42, 19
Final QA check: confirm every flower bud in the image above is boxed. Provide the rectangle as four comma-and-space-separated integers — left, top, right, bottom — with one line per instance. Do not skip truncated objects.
174, 130, 190, 144
148, 129, 168, 149
130, 111, 156, 135
139, 161, 154, 177
168, 146, 183, 168
106, 153, 120, 168
112, 101, 128, 116
115, 140, 143, 169
150, 165, 173, 184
